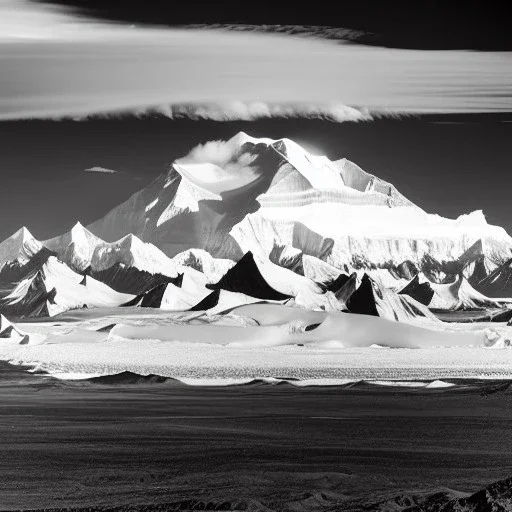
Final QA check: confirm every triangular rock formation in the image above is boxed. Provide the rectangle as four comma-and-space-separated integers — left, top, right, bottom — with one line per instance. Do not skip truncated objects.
207, 252, 292, 301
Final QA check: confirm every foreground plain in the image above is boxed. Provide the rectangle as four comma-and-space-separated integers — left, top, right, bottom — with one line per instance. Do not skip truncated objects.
0, 362, 512, 511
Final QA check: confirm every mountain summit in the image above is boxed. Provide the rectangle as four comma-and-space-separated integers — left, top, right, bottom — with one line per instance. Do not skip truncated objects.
45, 222, 105, 272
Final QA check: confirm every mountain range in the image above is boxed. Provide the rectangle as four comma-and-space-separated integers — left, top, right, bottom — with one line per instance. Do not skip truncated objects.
1, 132, 511, 319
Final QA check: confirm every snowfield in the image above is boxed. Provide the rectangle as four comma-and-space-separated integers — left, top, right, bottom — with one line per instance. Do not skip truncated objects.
1, 305, 511, 385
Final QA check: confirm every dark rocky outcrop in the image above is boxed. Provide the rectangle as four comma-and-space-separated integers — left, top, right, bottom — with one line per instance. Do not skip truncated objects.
206, 252, 292, 301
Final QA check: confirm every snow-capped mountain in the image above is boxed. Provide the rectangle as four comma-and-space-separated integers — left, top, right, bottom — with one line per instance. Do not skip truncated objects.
44, 221, 235, 278
0, 227, 45, 270
43, 223, 178, 276
0, 254, 132, 318
42, 225, 186, 295
41, 223, 234, 295
84, 132, 512, 275
89, 233, 179, 276
44, 222, 105, 273
85, 132, 418, 261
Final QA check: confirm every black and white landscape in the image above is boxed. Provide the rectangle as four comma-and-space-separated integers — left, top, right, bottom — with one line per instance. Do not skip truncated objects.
1, 1, 511, 511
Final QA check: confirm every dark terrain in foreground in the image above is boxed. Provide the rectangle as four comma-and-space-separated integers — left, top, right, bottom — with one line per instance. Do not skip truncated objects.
0, 362, 511, 511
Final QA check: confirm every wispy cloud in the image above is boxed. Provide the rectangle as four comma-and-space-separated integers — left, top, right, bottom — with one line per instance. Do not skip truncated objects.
0, 0, 511, 122
185, 24, 365, 43
179, 139, 255, 167
176, 136, 261, 193
83, 166, 121, 174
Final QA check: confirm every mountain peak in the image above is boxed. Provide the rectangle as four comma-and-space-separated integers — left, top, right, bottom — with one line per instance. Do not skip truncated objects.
70, 221, 95, 240
118, 233, 138, 247
229, 131, 271, 147
42, 222, 106, 272
15, 226, 34, 241
0, 226, 42, 268
45, 222, 104, 247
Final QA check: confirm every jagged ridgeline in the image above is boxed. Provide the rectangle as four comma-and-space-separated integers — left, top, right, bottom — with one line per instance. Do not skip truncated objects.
1, 132, 512, 319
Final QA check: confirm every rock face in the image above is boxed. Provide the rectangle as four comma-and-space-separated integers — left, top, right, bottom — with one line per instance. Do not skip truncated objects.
84, 132, 512, 275
439, 476, 512, 511
206, 251, 293, 301
368, 476, 512, 512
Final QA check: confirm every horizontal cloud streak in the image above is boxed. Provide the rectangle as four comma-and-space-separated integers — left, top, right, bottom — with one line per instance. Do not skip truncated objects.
75, 102, 373, 123
185, 24, 365, 43
84, 166, 120, 174
0, 0, 511, 121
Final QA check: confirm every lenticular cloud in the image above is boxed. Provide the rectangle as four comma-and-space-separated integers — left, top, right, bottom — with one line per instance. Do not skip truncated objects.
0, 0, 511, 121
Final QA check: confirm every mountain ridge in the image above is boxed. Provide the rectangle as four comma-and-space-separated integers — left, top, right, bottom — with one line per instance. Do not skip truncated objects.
2, 133, 511, 278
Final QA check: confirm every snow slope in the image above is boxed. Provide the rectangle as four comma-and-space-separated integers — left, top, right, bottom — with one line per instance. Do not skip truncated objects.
104, 307, 501, 349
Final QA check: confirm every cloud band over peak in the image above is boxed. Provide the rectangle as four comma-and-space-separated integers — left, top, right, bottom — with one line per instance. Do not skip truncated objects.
0, 0, 511, 122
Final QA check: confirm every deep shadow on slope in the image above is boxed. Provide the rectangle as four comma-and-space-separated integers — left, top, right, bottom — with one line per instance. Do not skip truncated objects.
399, 274, 435, 306
346, 273, 379, 316
0, 247, 56, 292
88, 264, 183, 295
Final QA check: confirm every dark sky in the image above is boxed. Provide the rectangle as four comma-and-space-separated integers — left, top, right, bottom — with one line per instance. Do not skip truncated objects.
37, 0, 512, 50
1, 114, 511, 240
